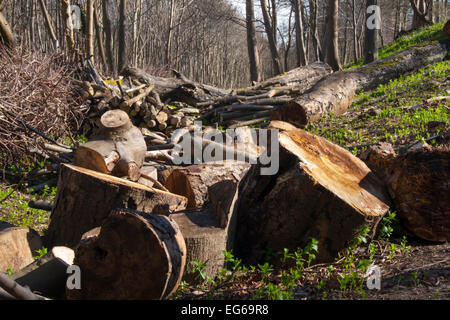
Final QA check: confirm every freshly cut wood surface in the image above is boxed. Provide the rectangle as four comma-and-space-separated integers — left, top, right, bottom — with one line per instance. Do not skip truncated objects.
235, 123, 391, 263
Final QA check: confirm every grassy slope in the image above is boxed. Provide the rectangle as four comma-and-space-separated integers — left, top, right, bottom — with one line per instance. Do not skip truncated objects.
310, 23, 449, 154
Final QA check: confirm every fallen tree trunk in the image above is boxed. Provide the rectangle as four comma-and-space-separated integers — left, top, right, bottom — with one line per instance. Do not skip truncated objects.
45, 164, 187, 248
121, 67, 230, 106
66, 209, 186, 300
0, 222, 42, 273
386, 146, 449, 242
11, 246, 74, 298
235, 123, 391, 264
272, 40, 450, 126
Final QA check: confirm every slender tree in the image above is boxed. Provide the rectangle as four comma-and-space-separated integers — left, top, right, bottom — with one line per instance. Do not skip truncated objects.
260, 0, 283, 75
246, 0, 261, 82
118, 0, 128, 72
292, 0, 308, 66
325, 0, 342, 71
365, 0, 379, 64
0, 10, 15, 48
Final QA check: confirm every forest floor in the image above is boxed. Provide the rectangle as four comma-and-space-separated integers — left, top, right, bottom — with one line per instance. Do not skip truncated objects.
0, 23, 449, 300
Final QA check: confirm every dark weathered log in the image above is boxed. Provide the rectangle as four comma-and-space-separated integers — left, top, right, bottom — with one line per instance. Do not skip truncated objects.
358, 142, 397, 183
386, 146, 449, 242
28, 200, 53, 211
273, 40, 450, 126
11, 246, 74, 298
235, 124, 391, 264
45, 164, 187, 248
0, 222, 42, 273
66, 209, 186, 300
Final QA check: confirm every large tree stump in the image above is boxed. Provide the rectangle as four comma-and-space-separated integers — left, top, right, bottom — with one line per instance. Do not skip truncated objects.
45, 164, 187, 248
235, 123, 391, 264
0, 222, 42, 273
66, 209, 186, 300
386, 147, 449, 242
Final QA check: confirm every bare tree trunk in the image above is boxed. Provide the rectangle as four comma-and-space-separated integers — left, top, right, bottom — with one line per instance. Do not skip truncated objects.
0, 10, 15, 48
165, 0, 175, 67
410, 0, 432, 29
308, 0, 321, 61
246, 0, 261, 83
94, 5, 108, 71
86, 0, 95, 64
38, 0, 58, 50
102, 0, 115, 75
293, 0, 308, 66
118, 0, 128, 72
61, 0, 75, 56
326, 0, 341, 71
365, 0, 379, 64
260, 0, 283, 75
352, 0, 359, 61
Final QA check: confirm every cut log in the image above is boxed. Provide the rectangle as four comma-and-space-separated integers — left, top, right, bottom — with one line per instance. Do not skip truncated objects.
165, 161, 251, 209
74, 110, 147, 181
45, 164, 187, 248
66, 209, 186, 300
235, 124, 391, 264
273, 40, 450, 126
11, 246, 74, 298
386, 146, 450, 242
358, 142, 397, 183
0, 222, 42, 273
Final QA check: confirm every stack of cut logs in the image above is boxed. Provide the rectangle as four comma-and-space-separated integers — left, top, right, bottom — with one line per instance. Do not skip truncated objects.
75, 79, 200, 138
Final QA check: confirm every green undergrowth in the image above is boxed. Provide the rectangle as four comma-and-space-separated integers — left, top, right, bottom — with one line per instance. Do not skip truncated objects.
346, 22, 449, 69
308, 60, 449, 153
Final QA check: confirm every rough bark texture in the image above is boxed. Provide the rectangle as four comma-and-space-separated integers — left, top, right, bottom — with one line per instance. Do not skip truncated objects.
235, 124, 391, 264
359, 142, 397, 183
170, 209, 229, 283
0, 11, 15, 48
272, 40, 450, 126
165, 161, 251, 209
66, 209, 186, 300
45, 164, 187, 248
0, 222, 42, 273
11, 246, 74, 298
386, 147, 449, 242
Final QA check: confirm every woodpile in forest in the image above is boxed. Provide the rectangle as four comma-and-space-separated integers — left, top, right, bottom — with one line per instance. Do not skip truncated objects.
1, 35, 449, 300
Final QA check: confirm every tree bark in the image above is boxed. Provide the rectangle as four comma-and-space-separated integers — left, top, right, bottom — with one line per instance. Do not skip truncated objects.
86, 0, 95, 64
365, 0, 379, 64
45, 164, 187, 248
38, 0, 58, 50
293, 0, 308, 66
61, 0, 75, 56
0, 10, 15, 48
246, 0, 261, 83
386, 147, 450, 242
118, 0, 128, 72
66, 209, 186, 300
235, 125, 391, 264
260, 0, 283, 75
102, 0, 115, 75
325, 0, 341, 71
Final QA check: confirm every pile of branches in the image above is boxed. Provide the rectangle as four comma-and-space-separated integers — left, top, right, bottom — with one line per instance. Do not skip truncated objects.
0, 46, 84, 168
